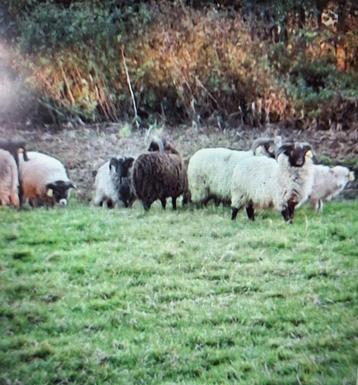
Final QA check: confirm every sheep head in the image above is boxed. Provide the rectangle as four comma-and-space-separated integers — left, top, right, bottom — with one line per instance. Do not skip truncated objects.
119, 157, 135, 179
277, 142, 313, 167
147, 137, 179, 155
109, 156, 135, 179
46, 180, 76, 206
332, 166, 355, 185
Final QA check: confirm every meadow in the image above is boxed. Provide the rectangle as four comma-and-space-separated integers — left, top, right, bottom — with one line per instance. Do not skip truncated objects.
0, 200, 357, 385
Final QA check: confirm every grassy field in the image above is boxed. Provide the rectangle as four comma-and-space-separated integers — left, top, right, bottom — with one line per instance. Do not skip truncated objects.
0, 200, 357, 385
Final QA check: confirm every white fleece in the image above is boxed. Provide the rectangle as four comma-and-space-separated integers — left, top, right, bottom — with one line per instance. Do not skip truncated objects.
93, 160, 120, 207
231, 151, 314, 213
0, 149, 19, 208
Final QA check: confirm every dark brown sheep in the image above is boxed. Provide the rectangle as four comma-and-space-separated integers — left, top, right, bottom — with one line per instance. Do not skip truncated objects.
132, 139, 189, 211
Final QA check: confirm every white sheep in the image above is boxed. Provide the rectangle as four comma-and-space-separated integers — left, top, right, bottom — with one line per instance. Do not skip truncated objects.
0, 149, 19, 208
309, 165, 355, 212
187, 137, 280, 205
231, 142, 314, 223
19, 151, 75, 207
93, 158, 120, 208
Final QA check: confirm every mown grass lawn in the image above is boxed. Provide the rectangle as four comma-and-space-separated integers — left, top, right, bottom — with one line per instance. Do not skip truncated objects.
0, 200, 357, 385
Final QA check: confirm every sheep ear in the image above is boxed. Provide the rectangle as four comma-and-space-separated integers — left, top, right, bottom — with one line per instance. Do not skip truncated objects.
46, 183, 56, 197
305, 150, 313, 160
109, 157, 120, 171
124, 157, 134, 167
66, 181, 76, 189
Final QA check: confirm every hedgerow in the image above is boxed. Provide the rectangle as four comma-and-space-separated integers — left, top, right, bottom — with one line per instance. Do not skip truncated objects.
1, 0, 357, 128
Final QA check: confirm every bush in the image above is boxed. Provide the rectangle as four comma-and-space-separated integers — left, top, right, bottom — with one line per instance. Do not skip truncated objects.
2, 0, 358, 128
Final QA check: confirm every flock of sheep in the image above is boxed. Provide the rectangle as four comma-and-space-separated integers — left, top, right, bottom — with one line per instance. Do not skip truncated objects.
0, 135, 355, 223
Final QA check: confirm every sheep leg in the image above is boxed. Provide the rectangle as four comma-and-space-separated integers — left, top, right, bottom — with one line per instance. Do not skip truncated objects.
143, 201, 152, 211
18, 179, 24, 208
172, 197, 177, 210
281, 206, 291, 223
231, 207, 240, 220
315, 199, 323, 213
44, 196, 55, 209
311, 199, 320, 212
202, 196, 212, 206
318, 200, 323, 212
245, 203, 255, 221
214, 197, 221, 207
127, 197, 135, 208
281, 199, 296, 224
182, 192, 190, 206
160, 197, 167, 209
288, 199, 297, 222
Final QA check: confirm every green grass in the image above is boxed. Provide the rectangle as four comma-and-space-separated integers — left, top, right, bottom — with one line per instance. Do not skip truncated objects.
0, 201, 357, 385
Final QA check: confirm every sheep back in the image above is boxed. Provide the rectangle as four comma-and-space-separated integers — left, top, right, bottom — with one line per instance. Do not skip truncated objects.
187, 148, 251, 204
0, 149, 19, 208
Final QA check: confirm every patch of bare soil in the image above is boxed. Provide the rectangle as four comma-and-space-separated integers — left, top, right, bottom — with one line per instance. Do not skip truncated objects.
0, 123, 357, 202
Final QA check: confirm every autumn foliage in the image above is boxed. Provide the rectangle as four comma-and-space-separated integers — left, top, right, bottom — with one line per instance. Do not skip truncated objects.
1, 1, 358, 130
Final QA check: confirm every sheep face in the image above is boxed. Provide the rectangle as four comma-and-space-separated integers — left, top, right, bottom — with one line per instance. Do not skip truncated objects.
109, 156, 134, 178
108, 156, 135, 208
46, 180, 75, 206
277, 143, 313, 167
119, 157, 135, 178
332, 166, 355, 189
